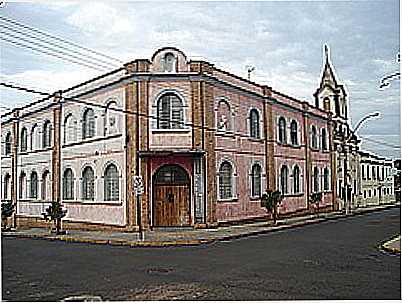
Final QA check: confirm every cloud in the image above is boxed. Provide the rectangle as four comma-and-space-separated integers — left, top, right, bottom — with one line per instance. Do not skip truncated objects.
65, 2, 132, 37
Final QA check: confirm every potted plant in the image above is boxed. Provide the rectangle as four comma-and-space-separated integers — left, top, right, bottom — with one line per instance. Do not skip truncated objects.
1, 201, 15, 231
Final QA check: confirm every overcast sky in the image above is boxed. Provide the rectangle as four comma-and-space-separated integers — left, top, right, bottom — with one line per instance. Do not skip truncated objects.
0, 0, 400, 158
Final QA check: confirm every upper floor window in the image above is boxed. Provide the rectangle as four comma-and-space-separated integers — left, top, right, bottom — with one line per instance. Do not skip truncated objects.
251, 163, 262, 197
280, 165, 288, 194
63, 168, 74, 200
362, 164, 366, 180
163, 53, 176, 72
293, 165, 300, 194
216, 99, 232, 132
323, 167, 330, 191
43, 120, 52, 148
157, 93, 184, 129
313, 167, 320, 192
321, 128, 328, 151
104, 163, 119, 201
278, 117, 287, 144
20, 127, 28, 152
64, 114, 77, 144
290, 120, 298, 145
249, 109, 260, 139
104, 101, 119, 136
31, 124, 40, 150
82, 166, 95, 200
219, 161, 233, 200
311, 125, 318, 149
30, 171, 38, 199
4, 132, 11, 155
82, 108, 95, 139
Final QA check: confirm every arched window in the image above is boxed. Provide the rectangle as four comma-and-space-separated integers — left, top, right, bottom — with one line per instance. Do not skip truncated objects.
31, 124, 40, 150
42, 170, 50, 200
163, 53, 176, 72
157, 94, 184, 129
290, 120, 298, 145
321, 128, 328, 151
219, 161, 233, 199
280, 165, 288, 194
82, 108, 95, 139
293, 165, 300, 194
313, 167, 319, 193
104, 101, 119, 136
20, 127, 28, 152
323, 167, 330, 191
64, 114, 77, 143
311, 125, 318, 149
82, 166, 95, 200
334, 95, 341, 116
63, 168, 74, 200
30, 171, 38, 199
104, 164, 119, 201
278, 117, 287, 144
249, 109, 260, 139
216, 99, 232, 132
43, 120, 52, 148
5, 132, 11, 155
3, 174, 10, 200
251, 163, 262, 197
19, 171, 26, 199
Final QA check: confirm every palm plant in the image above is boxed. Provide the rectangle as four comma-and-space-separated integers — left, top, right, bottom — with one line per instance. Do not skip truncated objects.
43, 201, 67, 235
1, 201, 15, 231
261, 189, 283, 225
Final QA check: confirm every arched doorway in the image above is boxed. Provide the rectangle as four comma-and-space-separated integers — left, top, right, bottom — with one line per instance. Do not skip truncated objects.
153, 164, 190, 227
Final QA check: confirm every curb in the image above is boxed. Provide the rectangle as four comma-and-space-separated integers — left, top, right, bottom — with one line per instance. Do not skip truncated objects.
3, 203, 399, 248
380, 235, 401, 254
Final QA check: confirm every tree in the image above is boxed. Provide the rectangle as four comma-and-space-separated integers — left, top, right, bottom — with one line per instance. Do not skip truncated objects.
42, 201, 67, 235
310, 192, 323, 217
261, 189, 283, 225
1, 201, 15, 231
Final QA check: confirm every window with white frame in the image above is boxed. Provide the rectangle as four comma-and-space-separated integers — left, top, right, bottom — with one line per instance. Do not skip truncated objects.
157, 93, 184, 129
278, 117, 287, 144
64, 114, 77, 143
3, 174, 10, 200
104, 163, 119, 201
290, 120, 298, 146
251, 163, 262, 197
30, 171, 38, 199
249, 109, 260, 139
41, 170, 50, 200
292, 165, 300, 194
323, 167, 330, 191
19, 171, 26, 199
313, 167, 320, 192
311, 125, 318, 149
43, 120, 52, 148
82, 108, 95, 139
63, 168, 74, 200
5, 132, 12, 155
104, 101, 120, 136
280, 165, 288, 194
20, 127, 28, 152
31, 124, 40, 150
82, 166, 95, 200
219, 161, 234, 200
321, 128, 328, 151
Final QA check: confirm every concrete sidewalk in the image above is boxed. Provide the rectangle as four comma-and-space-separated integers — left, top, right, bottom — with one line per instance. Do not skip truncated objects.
2, 202, 400, 247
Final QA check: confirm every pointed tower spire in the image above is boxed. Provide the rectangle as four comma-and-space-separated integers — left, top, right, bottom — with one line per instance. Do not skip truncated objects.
324, 44, 329, 63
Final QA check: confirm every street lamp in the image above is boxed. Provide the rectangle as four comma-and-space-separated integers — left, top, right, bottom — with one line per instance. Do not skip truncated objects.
343, 112, 380, 214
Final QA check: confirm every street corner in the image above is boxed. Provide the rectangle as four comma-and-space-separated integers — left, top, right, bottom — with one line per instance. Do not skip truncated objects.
380, 235, 401, 254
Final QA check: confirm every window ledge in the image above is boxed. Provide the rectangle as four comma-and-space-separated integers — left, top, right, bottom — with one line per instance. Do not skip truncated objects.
216, 131, 236, 138
217, 197, 238, 203
277, 142, 302, 149
283, 193, 304, 197
152, 128, 191, 134
248, 137, 264, 143
250, 196, 261, 201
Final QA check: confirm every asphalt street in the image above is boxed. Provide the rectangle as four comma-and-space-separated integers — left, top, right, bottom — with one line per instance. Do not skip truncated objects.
2, 207, 401, 301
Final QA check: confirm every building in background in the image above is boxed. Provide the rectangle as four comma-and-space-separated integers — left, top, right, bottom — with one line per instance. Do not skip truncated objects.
393, 159, 401, 203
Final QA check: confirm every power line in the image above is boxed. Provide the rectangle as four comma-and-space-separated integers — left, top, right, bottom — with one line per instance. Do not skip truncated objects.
1, 24, 119, 70
360, 136, 401, 149
0, 15, 124, 64
0, 36, 106, 72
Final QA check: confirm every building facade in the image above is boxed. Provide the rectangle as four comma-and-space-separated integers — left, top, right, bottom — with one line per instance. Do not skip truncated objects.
358, 151, 395, 207
1, 46, 394, 232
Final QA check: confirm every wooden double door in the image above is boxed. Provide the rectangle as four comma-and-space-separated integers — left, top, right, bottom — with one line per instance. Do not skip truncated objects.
153, 165, 190, 227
